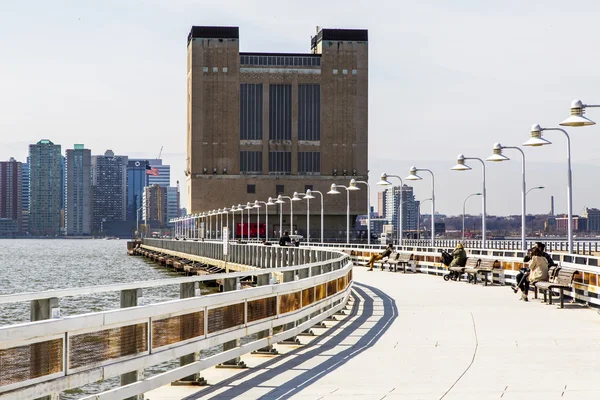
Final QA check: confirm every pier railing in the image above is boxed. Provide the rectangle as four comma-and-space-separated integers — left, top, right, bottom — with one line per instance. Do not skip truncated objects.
0, 243, 351, 400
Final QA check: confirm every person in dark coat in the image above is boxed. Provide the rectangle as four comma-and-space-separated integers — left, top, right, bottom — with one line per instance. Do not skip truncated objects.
279, 231, 291, 246
449, 243, 467, 268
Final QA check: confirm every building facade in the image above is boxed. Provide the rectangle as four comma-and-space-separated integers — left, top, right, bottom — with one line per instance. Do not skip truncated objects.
186, 26, 368, 236
555, 215, 587, 233
143, 184, 168, 228
21, 162, 29, 234
146, 159, 170, 187
383, 185, 419, 238
126, 159, 149, 222
0, 158, 23, 234
29, 140, 62, 236
166, 186, 180, 226
92, 150, 127, 233
65, 145, 92, 235
582, 207, 600, 232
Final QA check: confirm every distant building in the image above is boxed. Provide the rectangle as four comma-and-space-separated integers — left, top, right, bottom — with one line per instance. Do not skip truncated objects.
21, 162, 29, 234
0, 158, 23, 234
555, 215, 587, 232
92, 150, 128, 233
582, 207, 600, 232
29, 140, 62, 236
65, 145, 92, 235
377, 191, 386, 218
383, 185, 419, 238
166, 186, 180, 226
0, 218, 19, 237
143, 184, 168, 228
126, 159, 149, 222
145, 159, 170, 187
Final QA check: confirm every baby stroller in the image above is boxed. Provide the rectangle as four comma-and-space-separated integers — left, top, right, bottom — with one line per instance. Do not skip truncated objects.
441, 250, 460, 281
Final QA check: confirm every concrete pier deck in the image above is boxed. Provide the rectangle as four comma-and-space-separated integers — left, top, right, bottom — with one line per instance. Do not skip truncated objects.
146, 268, 600, 399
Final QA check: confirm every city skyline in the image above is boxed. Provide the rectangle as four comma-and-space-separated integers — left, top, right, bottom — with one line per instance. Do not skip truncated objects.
2, 1, 600, 216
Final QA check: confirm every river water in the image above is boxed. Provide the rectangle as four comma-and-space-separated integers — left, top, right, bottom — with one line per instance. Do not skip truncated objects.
0, 239, 223, 398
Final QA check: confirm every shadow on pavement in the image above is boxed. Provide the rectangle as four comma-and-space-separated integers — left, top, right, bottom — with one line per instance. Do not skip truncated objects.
184, 282, 397, 400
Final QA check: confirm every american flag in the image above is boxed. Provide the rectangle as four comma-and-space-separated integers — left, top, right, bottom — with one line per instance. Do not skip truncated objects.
146, 165, 160, 176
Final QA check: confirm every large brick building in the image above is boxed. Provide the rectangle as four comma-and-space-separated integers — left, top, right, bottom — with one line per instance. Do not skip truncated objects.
185, 26, 368, 238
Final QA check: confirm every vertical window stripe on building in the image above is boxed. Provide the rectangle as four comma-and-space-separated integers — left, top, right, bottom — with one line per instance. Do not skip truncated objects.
269, 85, 292, 140
298, 152, 321, 175
240, 84, 263, 140
268, 151, 291, 174
240, 151, 263, 174
298, 84, 321, 141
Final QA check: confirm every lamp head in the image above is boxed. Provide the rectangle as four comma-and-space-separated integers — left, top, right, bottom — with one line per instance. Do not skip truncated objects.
304, 189, 315, 199
291, 192, 302, 201
377, 172, 392, 186
266, 197, 275, 206
347, 178, 361, 191
451, 154, 472, 171
486, 142, 510, 162
253, 200, 260, 208
523, 124, 552, 147
275, 195, 285, 204
560, 99, 596, 127
327, 183, 341, 194
405, 166, 422, 181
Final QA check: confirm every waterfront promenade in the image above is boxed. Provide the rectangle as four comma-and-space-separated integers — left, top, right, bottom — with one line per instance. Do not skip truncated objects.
147, 267, 600, 400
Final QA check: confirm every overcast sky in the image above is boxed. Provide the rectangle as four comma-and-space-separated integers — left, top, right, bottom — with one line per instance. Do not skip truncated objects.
2, 0, 600, 217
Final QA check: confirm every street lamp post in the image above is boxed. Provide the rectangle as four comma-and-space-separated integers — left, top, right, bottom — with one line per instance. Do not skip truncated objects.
524, 124, 574, 253
275, 196, 285, 237
245, 202, 253, 240
452, 155, 487, 247
237, 204, 244, 240
327, 184, 351, 244
230, 205, 237, 240
462, 193, 482, 241
348, 179, 370, 244
291, 192, 303, 236
276, 195, 296, 236
487, 143, 528, 250
406, 167, 436, 247
308, 190, 324, 243
377, 173, 404, 247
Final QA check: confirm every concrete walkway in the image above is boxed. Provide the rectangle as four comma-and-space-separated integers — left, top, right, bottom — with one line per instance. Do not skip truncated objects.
146, 268, 600, 400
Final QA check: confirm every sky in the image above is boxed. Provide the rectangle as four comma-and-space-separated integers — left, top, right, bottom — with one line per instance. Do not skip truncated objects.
1, 0, 600, 217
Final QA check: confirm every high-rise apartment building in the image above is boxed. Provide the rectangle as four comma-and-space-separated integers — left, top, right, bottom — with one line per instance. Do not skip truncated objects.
29, 140, 62, 235
0, 158, 23, 234
383, 185, 419, 238
166, 186, 180, 226
92, 150, 127, 233
65, 145, 92, 235
126, 160, 149, 222
143, 184, 168, 228
378, 191, 386, 218
146, 159, 170, 187
21, 162, 29, 233
186, 26, 368, 234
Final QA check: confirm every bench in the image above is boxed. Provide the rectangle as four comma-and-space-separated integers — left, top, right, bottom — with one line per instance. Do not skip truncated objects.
376, 251, 397, 270
449, 258, 479, 282
387, 252, 414, 273
534, 268, 578, 308
532, 265, 559, 299
465, 258, 499, 286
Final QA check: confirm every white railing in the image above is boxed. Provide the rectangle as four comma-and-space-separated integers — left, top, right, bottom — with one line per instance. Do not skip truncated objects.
0, 243, 352, 400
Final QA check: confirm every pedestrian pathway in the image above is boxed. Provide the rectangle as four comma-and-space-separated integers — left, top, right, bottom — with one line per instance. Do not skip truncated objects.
147, 268, 600, 399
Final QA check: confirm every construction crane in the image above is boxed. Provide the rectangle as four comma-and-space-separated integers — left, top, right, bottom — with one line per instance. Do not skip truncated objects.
157, 146, 163, 160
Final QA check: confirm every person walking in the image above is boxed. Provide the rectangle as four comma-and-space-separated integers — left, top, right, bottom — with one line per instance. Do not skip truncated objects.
366, 243, 394, 271
278, 231, 291, 246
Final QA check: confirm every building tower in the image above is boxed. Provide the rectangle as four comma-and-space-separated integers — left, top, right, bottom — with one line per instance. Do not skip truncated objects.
0, 158, 23, 235
126, 159, 149, 222
65, 144, 92, 235
29, 140, 62, 236
186, 26, 368, 236
92, 150, 128, 233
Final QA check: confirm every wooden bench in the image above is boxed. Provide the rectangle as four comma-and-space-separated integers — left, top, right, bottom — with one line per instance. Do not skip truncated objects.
387, 252, 414, 273
376, 251, 397, 270
534, 268, 578, 308
465, 258, 499, 286
451, 258, 479, 282
532, 265, 559, 299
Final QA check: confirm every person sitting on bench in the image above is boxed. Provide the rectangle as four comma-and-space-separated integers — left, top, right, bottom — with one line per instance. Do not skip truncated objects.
367, 243, 394, 271
517, 247, 549, 301
449, 243, 467, 269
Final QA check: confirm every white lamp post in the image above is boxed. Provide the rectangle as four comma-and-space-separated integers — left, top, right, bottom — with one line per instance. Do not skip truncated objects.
275, 196, 285, 237
245, 202, 253, 240
303, 190, 315, 244
452, 155, 487, 247
377, 173, 404, 246
266, 197, 275, 241
462, 193, 482, 241
524, 124, 574, 254
230, 205, 237, 240
306, 189, 324, 243
348, 179, 370, 244
237, 204, 244, 240
291, 192, 303, 237
486, 143, 528, 250
327, 183, 351, 244
254, 200, 267, 241
406, 167, 435, 247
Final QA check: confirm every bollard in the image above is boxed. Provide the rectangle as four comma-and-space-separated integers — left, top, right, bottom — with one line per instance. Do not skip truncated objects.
174, 282, 206, 385
120, 289, 143, 400
252, 273, 278, 355
217, 277, 246, 368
